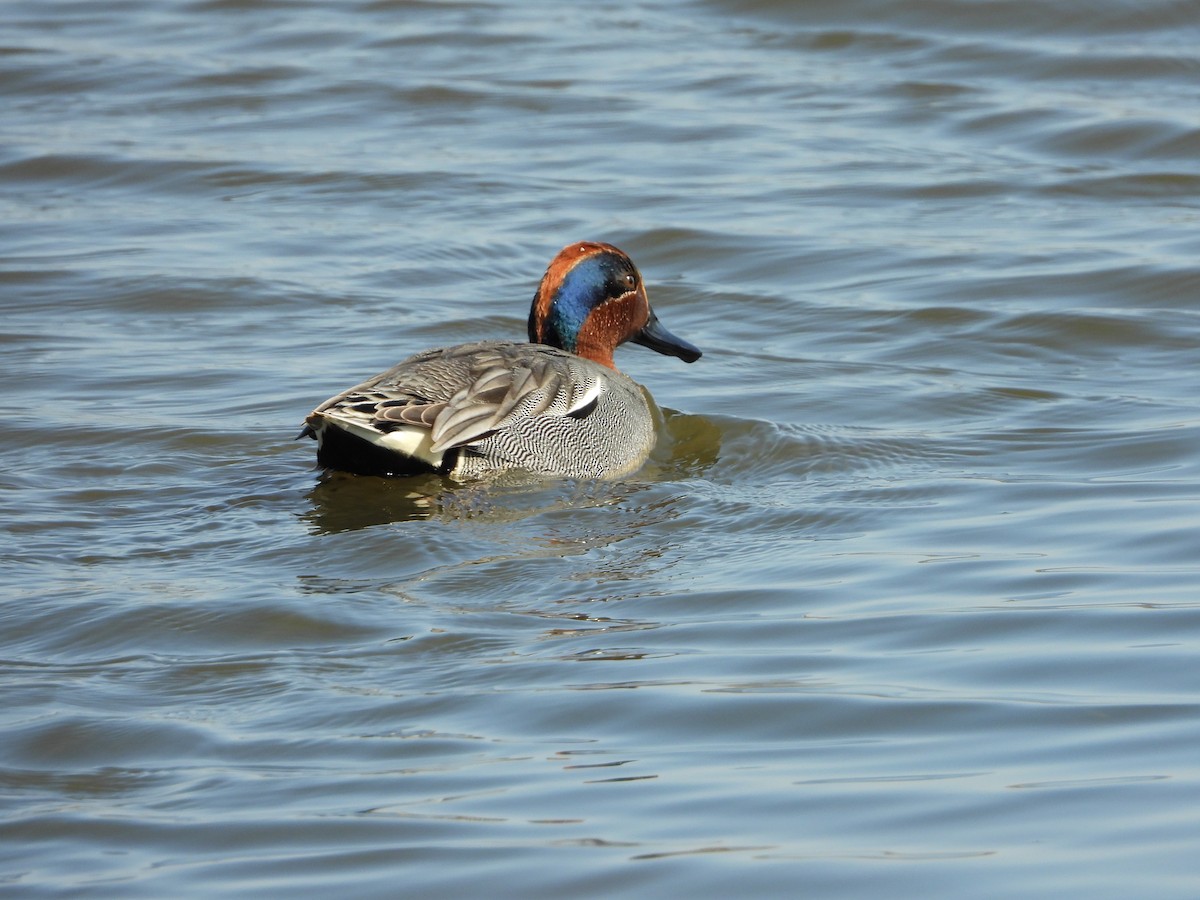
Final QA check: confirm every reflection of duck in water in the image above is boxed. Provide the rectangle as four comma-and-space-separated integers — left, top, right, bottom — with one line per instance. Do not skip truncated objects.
300, 242, 701, 480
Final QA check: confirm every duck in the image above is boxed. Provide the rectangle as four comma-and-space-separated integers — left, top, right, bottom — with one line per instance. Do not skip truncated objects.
300, 241, 702, 480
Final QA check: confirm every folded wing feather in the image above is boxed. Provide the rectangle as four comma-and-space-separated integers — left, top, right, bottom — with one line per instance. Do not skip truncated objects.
312, 343, 607, 456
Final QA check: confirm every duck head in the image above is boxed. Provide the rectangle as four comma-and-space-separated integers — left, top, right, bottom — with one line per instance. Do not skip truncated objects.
528, 241, 702, 369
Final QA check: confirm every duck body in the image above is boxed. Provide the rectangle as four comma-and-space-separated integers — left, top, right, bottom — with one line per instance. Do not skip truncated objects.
307, 340, 657, 479
301, 241, 701, 480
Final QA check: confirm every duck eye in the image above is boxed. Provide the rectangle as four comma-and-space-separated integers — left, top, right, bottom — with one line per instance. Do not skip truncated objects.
624, 274, 637, 288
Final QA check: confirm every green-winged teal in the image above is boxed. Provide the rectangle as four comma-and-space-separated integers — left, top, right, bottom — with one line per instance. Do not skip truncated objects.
300, 241, 701, 479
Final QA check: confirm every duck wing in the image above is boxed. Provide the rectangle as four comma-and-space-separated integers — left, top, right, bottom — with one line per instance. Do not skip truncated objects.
308, 341, 606, 453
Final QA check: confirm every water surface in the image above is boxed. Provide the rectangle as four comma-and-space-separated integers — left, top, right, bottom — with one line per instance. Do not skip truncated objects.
3, 0, 1199, 896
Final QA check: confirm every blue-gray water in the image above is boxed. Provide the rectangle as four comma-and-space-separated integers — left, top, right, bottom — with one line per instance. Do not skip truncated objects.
3, 0, 1199, 896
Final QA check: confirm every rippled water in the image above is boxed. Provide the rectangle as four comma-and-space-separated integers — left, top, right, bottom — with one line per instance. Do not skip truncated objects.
3, 0, 1200, 896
